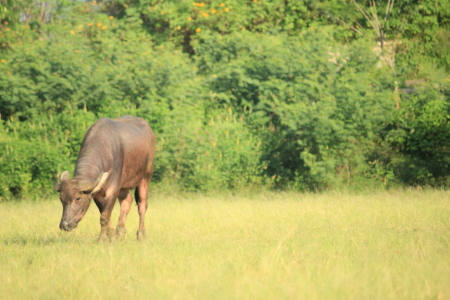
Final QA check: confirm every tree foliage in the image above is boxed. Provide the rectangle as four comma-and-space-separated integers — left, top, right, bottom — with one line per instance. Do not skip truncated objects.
0, 0, 449, 198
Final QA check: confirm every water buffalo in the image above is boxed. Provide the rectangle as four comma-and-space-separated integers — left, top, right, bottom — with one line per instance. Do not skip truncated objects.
54, 116, 156, 241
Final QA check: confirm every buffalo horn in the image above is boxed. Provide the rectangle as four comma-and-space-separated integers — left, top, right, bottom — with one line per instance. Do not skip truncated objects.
79, 172, 109, 193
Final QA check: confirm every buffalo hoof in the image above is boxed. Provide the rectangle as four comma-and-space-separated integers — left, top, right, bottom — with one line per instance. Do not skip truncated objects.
137, 230, 146, 240
107, 227, 116, 242
116, 227, 126, 240
97, 232, 109, 243
97, 228, 116, 243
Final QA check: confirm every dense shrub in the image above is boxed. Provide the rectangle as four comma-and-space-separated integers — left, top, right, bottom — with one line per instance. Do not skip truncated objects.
0, 0, 449, 199
193, 29, 396, 188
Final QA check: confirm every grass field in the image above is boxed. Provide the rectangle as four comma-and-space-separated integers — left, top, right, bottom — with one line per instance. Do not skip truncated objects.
0, 189, 449, 299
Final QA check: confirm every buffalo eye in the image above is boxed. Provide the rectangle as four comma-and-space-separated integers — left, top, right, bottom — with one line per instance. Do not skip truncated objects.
76, 197, 81, 201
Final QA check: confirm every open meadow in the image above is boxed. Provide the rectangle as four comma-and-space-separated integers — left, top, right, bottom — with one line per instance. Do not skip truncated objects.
0, 189, 449, 300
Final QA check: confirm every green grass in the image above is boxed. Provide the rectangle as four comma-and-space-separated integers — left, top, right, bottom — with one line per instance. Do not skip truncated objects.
1, 189, 449, 299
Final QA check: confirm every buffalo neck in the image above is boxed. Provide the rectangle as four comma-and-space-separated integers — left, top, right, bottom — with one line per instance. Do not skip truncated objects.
74, 146, 109, 180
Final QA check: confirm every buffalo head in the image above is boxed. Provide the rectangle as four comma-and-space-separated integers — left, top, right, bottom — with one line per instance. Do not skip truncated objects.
54, 171, 109, 231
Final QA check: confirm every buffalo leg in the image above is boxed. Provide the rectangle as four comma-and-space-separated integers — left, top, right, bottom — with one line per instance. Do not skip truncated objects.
135, 177, 150, 240
116, 190, 133, 239
94, 192, 116, 242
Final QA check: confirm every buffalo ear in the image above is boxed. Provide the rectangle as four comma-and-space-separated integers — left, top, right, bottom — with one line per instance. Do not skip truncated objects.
79, 172, 109, 194
54, 170, 69, 192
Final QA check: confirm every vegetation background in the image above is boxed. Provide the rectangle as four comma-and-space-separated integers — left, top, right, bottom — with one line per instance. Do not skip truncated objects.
1, 2, 450, 298
0, 0, 450, 198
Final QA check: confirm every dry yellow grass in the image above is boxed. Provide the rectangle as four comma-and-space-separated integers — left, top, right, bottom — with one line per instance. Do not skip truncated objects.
0, 189, 449, 299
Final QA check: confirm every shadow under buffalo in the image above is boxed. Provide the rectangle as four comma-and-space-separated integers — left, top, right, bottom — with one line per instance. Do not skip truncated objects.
2, 232, 95, 246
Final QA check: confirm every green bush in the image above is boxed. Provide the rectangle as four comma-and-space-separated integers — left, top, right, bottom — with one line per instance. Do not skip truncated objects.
158, 107, 264, 191
0, 0, 449, 199
193, 29, 395, 189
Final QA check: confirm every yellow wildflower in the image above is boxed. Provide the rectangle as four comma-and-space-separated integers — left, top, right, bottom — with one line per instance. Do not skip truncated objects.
88, 23, 93, 26
202, 12, 210, 17
97, 23, 102, 27
0, 59, 6, 63
160, 11, 165, 14
224, 8, 230, 12
196, 27, 201, 33
187, 17, 192, 21
5, 28, 10, 31
220, 3, 225, 7
102, 26, 107, 29
211, 9, 216, 13
109, 16, 114, 19
70, 30, 75, 34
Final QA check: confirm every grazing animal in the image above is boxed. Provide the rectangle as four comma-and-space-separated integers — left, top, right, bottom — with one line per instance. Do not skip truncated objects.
54, 116, 156, 241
